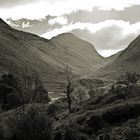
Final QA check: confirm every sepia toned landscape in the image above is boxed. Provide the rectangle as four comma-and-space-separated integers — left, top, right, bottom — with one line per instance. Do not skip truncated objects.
0, 0, 140, 140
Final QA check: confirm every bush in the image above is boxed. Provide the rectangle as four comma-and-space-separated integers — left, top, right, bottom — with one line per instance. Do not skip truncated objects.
85, 115, 105, 132
53, 130, 63, 140
4, 106, 53, 140
47, 104, 58, 120
0, 73, 21, 110
63, 125, 90, 140
102, 103, 140, 125
122, 119, 140, 140
112, 72, 140, 101
73, 87, 89, 104
53, 124, 91, 140
0, 126, 4, 140
34, 86, 50, 103
110, 84, 126, 100
79, 78, 104, 89
0, 72, 50, 110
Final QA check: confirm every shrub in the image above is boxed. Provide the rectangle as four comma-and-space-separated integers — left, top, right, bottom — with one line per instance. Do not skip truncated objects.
63, 125, 90, 140
17, 72, 50, 104
73, 87, 89, 104
110, 84, 126, 100
33, 86, 50, 103
112, 72, 140, 101
53, 124, 91, 140
0, 73, 20, 110
5, 106, 53, 140
85, 115, 105, 133
53, 130, 63, 140
79, 78, 104, 89
122, 119, 140, 140
0, 72, 50, 110
102, 103, 140, 125
47, 104, 58, 120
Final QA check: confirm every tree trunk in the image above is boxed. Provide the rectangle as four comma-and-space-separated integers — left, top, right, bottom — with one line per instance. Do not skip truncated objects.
2, 94, 6, 110
123, 95, 126, 101
67, 93, 72, 113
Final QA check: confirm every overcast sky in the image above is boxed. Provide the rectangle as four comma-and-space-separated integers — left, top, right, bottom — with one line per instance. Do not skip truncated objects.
0, 0, 140, 57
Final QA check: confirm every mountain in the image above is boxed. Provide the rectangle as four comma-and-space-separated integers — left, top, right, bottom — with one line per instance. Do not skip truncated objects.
49, 33, 106, 74
0, 18, 65, 93
0, 18, 105, 93
94, 35, 140, 80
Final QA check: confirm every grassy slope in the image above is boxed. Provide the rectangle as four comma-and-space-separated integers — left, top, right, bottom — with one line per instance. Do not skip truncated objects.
50, 33, 106, 74
93, 35, 140, 81
0, 19, 106, 93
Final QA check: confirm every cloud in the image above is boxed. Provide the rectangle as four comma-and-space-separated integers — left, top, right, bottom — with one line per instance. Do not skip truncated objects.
41, 22, 85, 39
6, 19, 20, 27
6, 16, 64, 35
0, 0, 140, 19
0, 0, 39, 8
2, 0, 140, 57
48, 16, 68, 25
66, 5, 140, 24
42, 20, 140, 39
71, 29, 139, 57
98, 49, 123, 57
22, 21, 31, 28
6, 5, 140, 32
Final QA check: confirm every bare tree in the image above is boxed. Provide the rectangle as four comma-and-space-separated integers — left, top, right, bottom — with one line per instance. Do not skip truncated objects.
64, 68, 74, 113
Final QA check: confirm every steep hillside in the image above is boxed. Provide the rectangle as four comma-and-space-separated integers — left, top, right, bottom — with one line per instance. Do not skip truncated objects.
0, 19, 65, 93
0, 18, 105, 93
94, 35, 140, 80
50, 33, 106, 74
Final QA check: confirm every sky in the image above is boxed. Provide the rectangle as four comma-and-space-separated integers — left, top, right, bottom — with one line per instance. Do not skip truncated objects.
0, 0, 140, 57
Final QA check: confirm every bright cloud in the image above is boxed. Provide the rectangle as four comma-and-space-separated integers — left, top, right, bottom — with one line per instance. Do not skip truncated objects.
22, 22, 31, 28
1, 0, 140, 57
6, 20, 20, 27
98, 49, 123, 57
0, 0, 140, 20
48, 16, 68, 25
41, 20, 140, 39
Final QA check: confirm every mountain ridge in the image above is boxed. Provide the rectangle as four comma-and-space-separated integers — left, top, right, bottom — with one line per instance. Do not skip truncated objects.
0, 18, 106, 93
93, 34, 140, 80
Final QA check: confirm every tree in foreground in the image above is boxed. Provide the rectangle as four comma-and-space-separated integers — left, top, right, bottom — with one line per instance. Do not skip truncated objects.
112, 72, 140, 100
14, 71, 50, 104
0, 73, 19, 110
0, 71, 50, 110
63, 68, 74, 113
